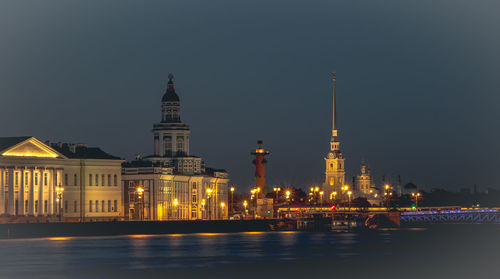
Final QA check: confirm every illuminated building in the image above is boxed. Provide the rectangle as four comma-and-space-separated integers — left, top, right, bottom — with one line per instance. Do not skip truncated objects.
0, 137, 123, 221
355, 162, 374, 196
122, 74, 229, 220
323, 73, 346, 199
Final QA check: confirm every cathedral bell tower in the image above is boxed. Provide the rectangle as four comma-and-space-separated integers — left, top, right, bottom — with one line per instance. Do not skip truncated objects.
324, 73, 346, 200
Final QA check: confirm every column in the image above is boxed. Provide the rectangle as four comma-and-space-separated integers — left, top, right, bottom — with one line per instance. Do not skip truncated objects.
171, 134, 177, 156
48, 169, 54, 215
0, 168, 4, 215
38, 170, 44, 216
8, 168, 14, 215
29, 168, 35, 215
19, 168, 25, 216
159, 133, 164, 156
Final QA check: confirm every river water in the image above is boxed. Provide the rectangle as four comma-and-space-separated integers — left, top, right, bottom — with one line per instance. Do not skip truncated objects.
0, 224, 498, 279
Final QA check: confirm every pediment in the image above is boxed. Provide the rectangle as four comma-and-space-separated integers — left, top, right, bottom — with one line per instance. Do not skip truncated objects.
1, 137, 65, 159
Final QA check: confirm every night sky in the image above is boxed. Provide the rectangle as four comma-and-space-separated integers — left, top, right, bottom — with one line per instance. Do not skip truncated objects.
1, 1, 499, 192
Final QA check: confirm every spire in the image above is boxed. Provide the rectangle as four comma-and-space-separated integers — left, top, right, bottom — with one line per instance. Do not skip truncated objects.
332, 72, 337, 137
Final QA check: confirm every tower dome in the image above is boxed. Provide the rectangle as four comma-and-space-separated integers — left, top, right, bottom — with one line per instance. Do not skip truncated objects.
161, 74, 181, 123
162, 73, 180, 102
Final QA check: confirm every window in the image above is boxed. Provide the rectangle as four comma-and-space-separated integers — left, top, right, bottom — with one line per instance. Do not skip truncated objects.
64, 200, 68, 213
15, 172, 19, 186
95, 175, 98, 186
114, 200, 117, 212
113, 175, 117, 186
25, 172, 28, 186
74, 174, 78, 186
108, 200, 111, 212
89, 200, 93, 212
44, 173, 48, 186
192, 182, 197, 189
101, 200, 105, 212
35, 200, 38, 213
25, 200, 28, 212
89, 174, 93, 186
44, 200, 48, 213
95, 200, 99, 212
74, 200, 77, 213
101, 174, 105, 186
192, 195, 197, 203
35, 173, 38, 185
64, 174, 68, 186
108, 175, 111, 187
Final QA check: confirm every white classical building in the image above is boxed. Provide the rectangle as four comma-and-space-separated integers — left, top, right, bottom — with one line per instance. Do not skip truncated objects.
122, 74, 229, 221
0, 137, 123, 222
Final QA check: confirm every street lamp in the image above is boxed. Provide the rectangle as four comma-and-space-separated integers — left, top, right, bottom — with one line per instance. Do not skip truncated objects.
285, 190, 291, 201
273, 187, 281, 203
347, 191, 352, 210
243, 200, 248, 216
230, 186, 235, 215
201, 199, 206, 219
411, 192, 422, 210
220, 202, 226, 219
136, 186, 144, 221
173, 198, 179, 220
206, 188, 213, 220
55, 186, 64, 222
319, 191, 324, 205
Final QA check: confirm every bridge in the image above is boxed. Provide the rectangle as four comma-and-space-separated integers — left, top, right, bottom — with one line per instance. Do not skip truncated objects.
401, 209, 500, 224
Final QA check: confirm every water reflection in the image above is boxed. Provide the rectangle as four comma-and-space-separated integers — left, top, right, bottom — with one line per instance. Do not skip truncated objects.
0, 225, 497, 279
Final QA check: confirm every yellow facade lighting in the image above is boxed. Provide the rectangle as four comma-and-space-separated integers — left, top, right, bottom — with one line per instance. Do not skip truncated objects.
173, 198, 178, 207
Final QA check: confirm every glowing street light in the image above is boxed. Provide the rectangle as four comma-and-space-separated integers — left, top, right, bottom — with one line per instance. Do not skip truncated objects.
319, 191, 324, 205
55, 186, 64, 222
285, 190, 291, 200
136, 186, 144, 221
173, 198, 179, 219
230, 186, 235, 215
273, 187, 281, 203
411, 192, 422, 210
347, 191, 352, 210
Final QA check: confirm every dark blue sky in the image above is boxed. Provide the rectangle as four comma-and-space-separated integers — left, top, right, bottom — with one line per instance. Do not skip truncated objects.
1, 1, 499, 192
